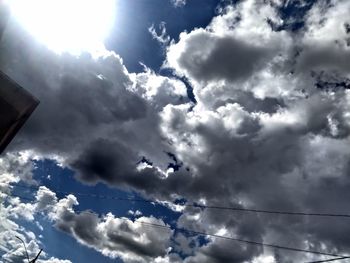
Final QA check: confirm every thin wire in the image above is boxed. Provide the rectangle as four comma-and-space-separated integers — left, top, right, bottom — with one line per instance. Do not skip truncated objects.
4, 192, 348, 260
12, 183, 350, 219
138, 222, 345, 258
15, 236, 30, 263
305, 257, 350, 263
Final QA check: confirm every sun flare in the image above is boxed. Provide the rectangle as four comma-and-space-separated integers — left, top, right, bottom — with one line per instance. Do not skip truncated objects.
8, 0, 116, 56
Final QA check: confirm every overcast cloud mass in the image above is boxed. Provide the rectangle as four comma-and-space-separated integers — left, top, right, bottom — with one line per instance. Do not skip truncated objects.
2, 0, 350, 262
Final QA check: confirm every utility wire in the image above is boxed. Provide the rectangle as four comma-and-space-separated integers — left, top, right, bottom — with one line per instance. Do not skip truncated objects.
305, 257, 350, 263
3, 192, 348, 260
138, 221, 345, 258
15, 236, 30, 263
11, 183, 350, 219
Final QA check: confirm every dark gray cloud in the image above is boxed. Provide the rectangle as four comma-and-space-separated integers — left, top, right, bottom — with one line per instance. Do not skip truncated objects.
51, 194, 174, 263
0, 17, 186, 173
167, 31, 273, 83
0, 28, 146, 156
185, 239, 262, 263
297, 44, 350, 74
70, 138, 171, 197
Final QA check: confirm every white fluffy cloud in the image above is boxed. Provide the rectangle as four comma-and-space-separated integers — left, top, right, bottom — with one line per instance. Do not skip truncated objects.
170, 0, 186, 8
1, 181, 176, 263
49, 193, 174, 263
38, 258, 73, 263
0, 155, 71, 263
160, 0, 350, 262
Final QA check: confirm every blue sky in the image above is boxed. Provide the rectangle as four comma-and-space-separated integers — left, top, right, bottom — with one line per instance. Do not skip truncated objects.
107, 0, 223, 72
2, 0, 350, 263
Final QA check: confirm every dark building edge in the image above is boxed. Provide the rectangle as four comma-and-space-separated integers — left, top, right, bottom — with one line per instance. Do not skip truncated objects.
0, 71, 40, 154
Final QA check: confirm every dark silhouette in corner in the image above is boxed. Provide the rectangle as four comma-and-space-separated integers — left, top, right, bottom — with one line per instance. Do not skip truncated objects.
0, 1, 39, 154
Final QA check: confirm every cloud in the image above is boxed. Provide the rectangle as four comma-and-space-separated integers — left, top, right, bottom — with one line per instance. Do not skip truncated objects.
0, 156, 72, 263
166, 29, 275, 83
0, 153, 36, 194
149, 22, 171, 46
0, 19, 187, 182
38, 258, 73, 263
0, 205, 69, 263
3, 0, 350, 262
128, 210, 143, 217
43, 191, 175, 263
0, 172, 175, 263
295, 0, 350, 77
34, 186, 58, 212
160, 0, 350, 261
170, 0, 186, 8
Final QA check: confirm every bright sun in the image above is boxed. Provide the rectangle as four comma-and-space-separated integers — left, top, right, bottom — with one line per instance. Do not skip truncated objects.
8, 0, 116, 56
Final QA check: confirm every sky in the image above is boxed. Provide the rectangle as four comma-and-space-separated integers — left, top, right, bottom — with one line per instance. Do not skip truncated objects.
1, 0, 350, 262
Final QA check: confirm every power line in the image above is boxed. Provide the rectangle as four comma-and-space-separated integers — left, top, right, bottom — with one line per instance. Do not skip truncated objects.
11, 183, 350, 219
3, 192, 348, 260
15, 236, 30, 263
138, 221, 345, 258
305, 257, 350, 263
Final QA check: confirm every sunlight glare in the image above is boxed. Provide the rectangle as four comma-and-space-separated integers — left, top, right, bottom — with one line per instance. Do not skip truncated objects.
8, 0, 116, 56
